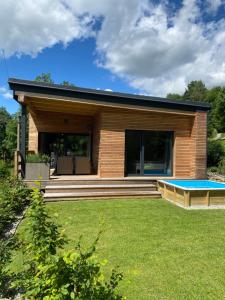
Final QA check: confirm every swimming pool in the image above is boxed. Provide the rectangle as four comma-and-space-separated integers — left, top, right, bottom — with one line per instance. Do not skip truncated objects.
158, 180, 225, 208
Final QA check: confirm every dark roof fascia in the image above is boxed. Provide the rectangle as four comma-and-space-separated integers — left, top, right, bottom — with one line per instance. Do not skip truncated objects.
8, 78, 211, 112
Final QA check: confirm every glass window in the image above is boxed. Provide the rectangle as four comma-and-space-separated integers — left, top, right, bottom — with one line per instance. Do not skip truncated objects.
125, 130, 173, 176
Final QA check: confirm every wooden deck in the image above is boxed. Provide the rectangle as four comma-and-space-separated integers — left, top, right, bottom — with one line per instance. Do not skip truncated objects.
24, 175, 163, 201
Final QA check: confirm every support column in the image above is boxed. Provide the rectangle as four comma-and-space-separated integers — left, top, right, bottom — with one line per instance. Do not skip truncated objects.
191, 111, 207, 179
19, 104, 27, 178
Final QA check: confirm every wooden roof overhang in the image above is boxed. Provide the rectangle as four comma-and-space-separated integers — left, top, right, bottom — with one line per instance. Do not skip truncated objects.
8, 78, 211, 117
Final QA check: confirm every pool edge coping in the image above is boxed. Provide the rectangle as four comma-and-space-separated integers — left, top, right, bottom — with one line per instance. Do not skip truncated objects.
158, 179, 225, 191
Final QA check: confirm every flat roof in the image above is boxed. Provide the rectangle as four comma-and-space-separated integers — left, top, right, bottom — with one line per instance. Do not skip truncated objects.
8, 78, 211, 112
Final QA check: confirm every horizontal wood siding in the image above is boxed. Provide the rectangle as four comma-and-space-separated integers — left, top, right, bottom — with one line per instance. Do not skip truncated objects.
28, 112, 38, 153
28, 110, 93, 153
190, 112, 207, 179
28, 104, 207, 179
30, 110, 93, 133
98, 108, 206, 179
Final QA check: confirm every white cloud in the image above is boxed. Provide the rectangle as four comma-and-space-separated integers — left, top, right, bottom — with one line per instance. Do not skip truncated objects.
0, 87, 13, 99
90, 0, 225, 95
206, 0, 225, 13
0, 0, 92, 57
1, 0, 225, 96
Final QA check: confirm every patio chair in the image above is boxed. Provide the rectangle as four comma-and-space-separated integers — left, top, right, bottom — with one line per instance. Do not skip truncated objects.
75, 156, 91, 175
56, 156, 74, 175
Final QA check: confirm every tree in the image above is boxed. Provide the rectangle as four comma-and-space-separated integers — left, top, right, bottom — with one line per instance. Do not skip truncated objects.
62, 81, 75, 87
2, 113, 18, 161
166, 93, 183, 100
204, 87, 222, 135
183, 80, 207, 102
35, 73, 54, 84
207, 139, 225, 167
0, 107, 11, 160
214, 88, 225, 132
35, 74, 75, 87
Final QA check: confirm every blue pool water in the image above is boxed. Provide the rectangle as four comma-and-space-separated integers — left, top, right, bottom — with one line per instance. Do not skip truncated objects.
161, 180, 225, 190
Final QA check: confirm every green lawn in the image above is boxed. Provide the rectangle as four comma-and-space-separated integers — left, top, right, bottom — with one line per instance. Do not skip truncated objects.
14, 198, 225, 299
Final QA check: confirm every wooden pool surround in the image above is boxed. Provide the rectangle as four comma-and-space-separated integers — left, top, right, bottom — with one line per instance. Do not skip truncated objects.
158, 180, 225, 208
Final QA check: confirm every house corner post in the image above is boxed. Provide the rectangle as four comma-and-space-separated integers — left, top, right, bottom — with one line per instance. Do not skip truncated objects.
20, 104, 27, 178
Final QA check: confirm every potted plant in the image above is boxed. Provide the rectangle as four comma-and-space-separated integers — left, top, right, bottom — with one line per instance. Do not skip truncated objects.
25, 154, 50, 180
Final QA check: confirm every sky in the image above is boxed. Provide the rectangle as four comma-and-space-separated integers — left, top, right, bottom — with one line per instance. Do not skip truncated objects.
1, 0, 225, 114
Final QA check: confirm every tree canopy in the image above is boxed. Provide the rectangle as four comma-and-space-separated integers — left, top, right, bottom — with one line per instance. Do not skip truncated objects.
183, 80, 207, 102
35, 73, 54, 84
35, 73, 75, 87
166, 93, 183, 100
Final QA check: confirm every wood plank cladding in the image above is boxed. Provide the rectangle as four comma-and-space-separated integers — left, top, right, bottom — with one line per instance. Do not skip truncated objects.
28, 112, 38, 153
26, 97, 99, 116
92, 113, 101, 174
98, 108, 207, 179
27, 102, 207, 179
190, 111, 207, 179
28, 109, 93, 152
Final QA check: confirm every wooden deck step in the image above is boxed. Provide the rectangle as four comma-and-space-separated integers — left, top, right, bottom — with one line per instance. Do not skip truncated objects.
25, 178, 157, 188
45, 183, 156, 193
44, 190, 161, 201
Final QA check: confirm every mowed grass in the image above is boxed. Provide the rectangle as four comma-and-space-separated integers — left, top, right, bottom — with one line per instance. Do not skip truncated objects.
14, 198, 225, 300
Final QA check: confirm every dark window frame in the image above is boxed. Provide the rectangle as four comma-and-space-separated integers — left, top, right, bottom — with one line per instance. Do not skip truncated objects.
38, 132, 92, 160
125, 130, 174, 177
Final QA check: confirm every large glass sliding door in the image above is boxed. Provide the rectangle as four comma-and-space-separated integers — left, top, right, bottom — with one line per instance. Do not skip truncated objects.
38, 133, 91, 168
125, 130, 173, 176
125, 131, 141, 175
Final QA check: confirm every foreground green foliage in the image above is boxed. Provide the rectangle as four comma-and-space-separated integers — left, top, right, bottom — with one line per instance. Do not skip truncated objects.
13, 188, 124, 299
14, 199, 225, 300
0, 178, 30, 297
0, 178, 30, 237
0, 237, 17, 297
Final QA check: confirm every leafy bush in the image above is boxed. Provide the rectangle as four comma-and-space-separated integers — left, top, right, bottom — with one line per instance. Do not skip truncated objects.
0, 178, 30, 298
13, 187, 125, 299
218, 158, 225, 175
0, 237, 17, 298
207, 166, 218, 173
0, 178, 31, 237
0, 160, 10, 179
26, 153, 50, 163
207, 139, 225, 167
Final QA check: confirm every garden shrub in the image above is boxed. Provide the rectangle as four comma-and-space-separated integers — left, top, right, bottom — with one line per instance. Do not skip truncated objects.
0, 178, 31, 237
13, 187, 125, 299
0, 237, 17, 298
207, 139, 225, 167
26, 153, 50, 163
218, 158, 225, 175
207, 166, 218, 173
0, 178, 30, 298
0, 160, 10, 179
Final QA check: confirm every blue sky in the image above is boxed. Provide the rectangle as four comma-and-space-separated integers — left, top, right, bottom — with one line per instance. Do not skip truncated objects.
0, 38, 138, 113
1, 0, 225, 114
